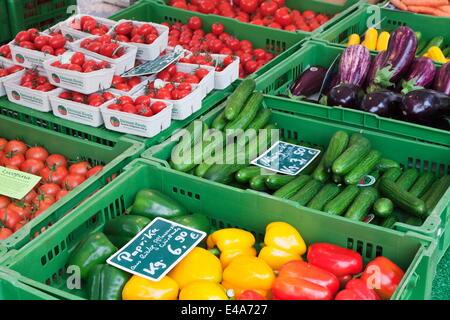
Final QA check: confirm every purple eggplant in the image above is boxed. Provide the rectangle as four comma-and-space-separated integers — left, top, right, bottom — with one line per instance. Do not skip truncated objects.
374, 26, 418, 88
338, 45, 371, 87
327, 83, 365, 109
401, 89, 450, 122
289, 66, 328, 97
366, 50, 388, 91
401, 57, 436, 94
360, 90, 403, 117
434, 62, 450, 95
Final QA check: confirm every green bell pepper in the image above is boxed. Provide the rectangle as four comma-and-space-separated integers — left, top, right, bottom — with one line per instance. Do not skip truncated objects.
130, 189, 187, 220
87, 264, 130, 300
103, 215, 151, 248
67, 232, 117, 280
170, 213, 211, 234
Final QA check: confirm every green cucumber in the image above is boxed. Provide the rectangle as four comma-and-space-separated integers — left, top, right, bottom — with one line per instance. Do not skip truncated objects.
224, 79, 256, 121
224, 92, 263, 132
422, 175, 450, 213
348, 133, 365, 146
290, 179, 323, 206
235, 166, 261, 184
307, 183, 341, 211
171, 121, 208, 161
322, 131, 349, 169
396, 168, 419, 191
344, 150, 381, 185
195, 162, 215, 178
380, 167, 403, 181
211, 110, 228, 131
246, 108, 272, 131
332, 135, 371, 175
418, 36, 444, 56
302, 146, 324, 175
324, 185, 360, 216
375, 158, 400, 172
373, 198, 393, 217
344, 187, 379, 221
265, 174, 296, 190
378, 177, 427, 217
405, 216, 423, 226
381, 215, 398, 229
443, 46, 450, 58
311, 157, 329, 183
409, 172, 436, 198
273, 175, 312, 199
249, 174, 269, 191
369, 170, 380, 181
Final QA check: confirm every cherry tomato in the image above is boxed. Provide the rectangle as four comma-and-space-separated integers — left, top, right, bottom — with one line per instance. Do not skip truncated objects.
49, 35, 66, 49
115, 22, 133, 36
260, 0, 278, 16
151, 101, 167, 114
15, 30, 30, 43
71, 52, 85, 66
211, 23, 224, 35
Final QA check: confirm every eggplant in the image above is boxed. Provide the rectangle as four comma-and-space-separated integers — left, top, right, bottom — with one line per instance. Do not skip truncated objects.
360, 90, 403, 117
289, 66, 328, 97
374, 26, 418, 88
434, 62, 450, 95
401, 57, 436, 94
327, 83, 365, 109
338, 45, 371, 87
401, 89, 450, 122
365, 50, 387, 91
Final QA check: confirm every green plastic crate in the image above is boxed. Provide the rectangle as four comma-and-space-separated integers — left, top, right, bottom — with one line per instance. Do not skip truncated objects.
0, 0, 12, 43
317, 3, 450, 60
254, 40, 450, 147
142, 95, 450, 268
6, 0, 76, 36
0, 114, 145, 253
0, 158, 438, 300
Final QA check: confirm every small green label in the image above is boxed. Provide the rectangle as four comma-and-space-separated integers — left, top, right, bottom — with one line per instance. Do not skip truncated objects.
0, 167, 42, 200
121, 51, 184, 77
251, 141, 321, 176
107, 217, 206, 282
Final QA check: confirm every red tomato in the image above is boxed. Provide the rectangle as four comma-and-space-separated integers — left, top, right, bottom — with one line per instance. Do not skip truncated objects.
49, 35, 66, 49
151, 101, 167, 114
0, 195, 10, 209
46, 154, 68, 169
136, 104, 154, 117
211, 23, 224, 35
56, 190, 71, 201
195, 68, 209, 80
85, 165, 104, 179
198, 0, 215, 14
39, 166, 69, 185
0, 208, 21, 229
244, 60, 259, 74
34, 35, 49, 50
63, 174, 86, 190
274, 7, 292, 27
135, 95, 151, 106
69, 161, 91, 176
102, 91, 115, 101
38, 183, 61, 197
122, 103, 137, 114
118, 96, 134, 104
4, 140, 28, 154
240, 0, 258, 13
20, 159, 45, 174
115, 22, 133, 35
0, 227, 13, 240
302, 10, 316, 20
71, 52, 85, 66
3, 154, 25, 167
260, 0, 278, 16
15, 31, 30, 43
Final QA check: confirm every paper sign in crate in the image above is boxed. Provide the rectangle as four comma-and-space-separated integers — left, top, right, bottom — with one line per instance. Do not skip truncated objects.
43, 53, 116, 95
60, 15, 117, 42
101, 98, 173, 138
48, 88, 116, 127
137, 79, 203, 120
70, 35, 138, 75
108, 19, 169, 61
4, 70, 57, 112
0, 57, 23, 97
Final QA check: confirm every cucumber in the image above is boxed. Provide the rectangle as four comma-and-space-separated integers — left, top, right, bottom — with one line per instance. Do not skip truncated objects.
224, 79, 256, 121
348, 133, 365, 146
344, 150, 381, 185
290, 179, 323, 206
224, 92, 263, 132
171, 121, 208, 162
381, 215, 398, 229
302, 146, 324, 175
332, 135, 371, 175
324, 185, 360, 216
307, 183, 341, 211
344, 187, 379, 221
322, 131, 349, 169
265, 174, 296, 190
409, 172, 436, 198
368, 170, 380, 181
380, 167, 402, 181
378, 177, 427, 217
443, 46, 450, 58
421, 175, 450, 213
396, 168, 419, 191
250, 174, 269, 191
273, 175, 312, 199
246, 108, 272, 131
375, 158, 400, 172
211, 110, 228, 131
235, 166, 261, 184
311, 157, 329, 183
373, 198, 393, 217
405, 216, 423, 226
194, 162, 215, 178
418, 36, 444, 56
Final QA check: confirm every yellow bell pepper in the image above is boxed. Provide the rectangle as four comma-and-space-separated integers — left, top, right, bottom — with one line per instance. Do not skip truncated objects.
222, 256, 275, 299
258, 221, 306, 270
168, 247, 222, 289
122, 275, 179, 300
363, 28, 378, 51
346, 34, 360, 46
207, 228, 256, 268
427, 46, 447, 63
376, 31, 390, 51
179, 280, 228, 300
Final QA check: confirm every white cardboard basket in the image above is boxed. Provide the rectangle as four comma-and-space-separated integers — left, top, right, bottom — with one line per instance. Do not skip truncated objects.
43, 52, 116, 95
48, 88, 114, 127
100, 97, 173, 138
71, 35, 138, 75
60, 15, 117, 42
0, 58, 23, 97
108, 20, 169, 61
4, 70, 57, 112
172, 62, 215, 99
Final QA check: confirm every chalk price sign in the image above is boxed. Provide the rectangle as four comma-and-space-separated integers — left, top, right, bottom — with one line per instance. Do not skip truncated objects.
107, 217, 206, 282
251, 141, 321, 176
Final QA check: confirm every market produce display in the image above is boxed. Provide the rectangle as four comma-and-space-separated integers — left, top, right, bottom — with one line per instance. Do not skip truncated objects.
389, 0, 450, 17
65, 188, 405, 300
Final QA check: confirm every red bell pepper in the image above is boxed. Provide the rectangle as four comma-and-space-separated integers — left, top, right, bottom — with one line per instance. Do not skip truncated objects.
237, 290, 267, 300
360, 256, 404, 300
272, 260, 340, 300
335, 279, 381, 300
307, 243, 363, 278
